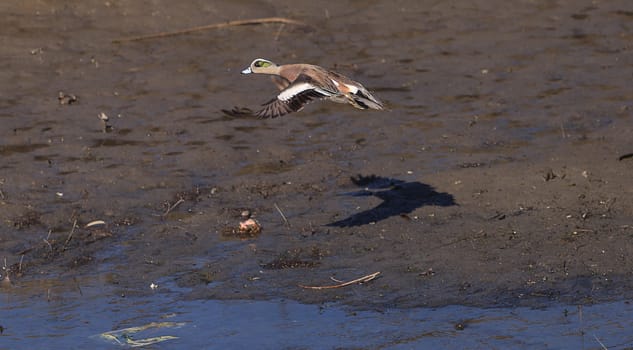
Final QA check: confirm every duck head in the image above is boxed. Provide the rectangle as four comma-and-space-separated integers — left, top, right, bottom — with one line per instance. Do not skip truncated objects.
241, 58, 279, 74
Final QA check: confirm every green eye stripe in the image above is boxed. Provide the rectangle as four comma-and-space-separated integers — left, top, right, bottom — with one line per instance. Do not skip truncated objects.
255, 60, 271, 68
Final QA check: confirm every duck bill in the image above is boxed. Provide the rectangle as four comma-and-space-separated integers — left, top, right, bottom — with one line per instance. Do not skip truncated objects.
241, 67, 252, 74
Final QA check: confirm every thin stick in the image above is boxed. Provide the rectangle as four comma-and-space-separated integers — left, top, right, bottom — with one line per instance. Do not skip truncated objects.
560, 122, 567, 139
273, 203, 290, 226
43, 230, 53, 252
64, 219, 77, 248
299, 271, 381, 290
604, 197, 616, 212
163, 198, 185, 217
18, 255, 24, 273
113, 17, 309, 43
593, 334, 607, 350
73, 277, 83, 296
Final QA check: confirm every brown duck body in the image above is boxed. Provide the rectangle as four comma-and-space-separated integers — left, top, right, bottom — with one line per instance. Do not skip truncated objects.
241, 59, 384, 118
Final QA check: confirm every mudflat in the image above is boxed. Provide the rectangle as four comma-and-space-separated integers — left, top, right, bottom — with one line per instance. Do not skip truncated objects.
1, 0, 632, 309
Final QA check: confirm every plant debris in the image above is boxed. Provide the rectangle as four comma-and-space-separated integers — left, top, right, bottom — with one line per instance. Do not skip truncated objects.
113, 17, 311, 43
299, 271, 381, 290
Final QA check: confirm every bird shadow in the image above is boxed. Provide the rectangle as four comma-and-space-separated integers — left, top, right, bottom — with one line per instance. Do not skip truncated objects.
326, 174, 456, 227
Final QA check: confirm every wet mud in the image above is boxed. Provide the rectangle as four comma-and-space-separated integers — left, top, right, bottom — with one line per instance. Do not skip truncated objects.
1, 0, 632, 311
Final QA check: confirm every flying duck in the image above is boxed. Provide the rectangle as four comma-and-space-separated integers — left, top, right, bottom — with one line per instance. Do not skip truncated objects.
240, 58, 384, 118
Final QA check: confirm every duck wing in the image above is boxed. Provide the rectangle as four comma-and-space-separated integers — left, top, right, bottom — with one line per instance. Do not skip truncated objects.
256, 74, 337, 119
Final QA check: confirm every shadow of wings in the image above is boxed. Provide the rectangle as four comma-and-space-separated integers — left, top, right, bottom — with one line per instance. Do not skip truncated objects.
327, 174, 456, 227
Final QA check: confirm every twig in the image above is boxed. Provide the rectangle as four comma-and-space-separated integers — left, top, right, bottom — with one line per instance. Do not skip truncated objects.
64, 219, 77, 248
18, 255, 24, 273
43, 230, 52, 252
273, 203, 290, 227
163, 198, 185, 217
85, 220, 106, 228
299, 271, 381, 290
560, 122, 567, 139
113, 17, 309, 43
593, 334, 607, 350
604, 197, 616, 212
73, 277, 83, 296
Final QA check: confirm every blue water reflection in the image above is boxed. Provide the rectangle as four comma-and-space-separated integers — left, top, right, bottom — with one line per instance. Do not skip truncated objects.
2, 287, 632, 349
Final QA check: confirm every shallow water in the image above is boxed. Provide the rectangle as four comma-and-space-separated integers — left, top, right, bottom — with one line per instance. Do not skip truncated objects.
3, 284, 633, 349
1, 0, 633, 348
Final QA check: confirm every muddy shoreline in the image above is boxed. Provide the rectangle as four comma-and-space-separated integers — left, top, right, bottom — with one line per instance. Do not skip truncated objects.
1, 0, 632, 310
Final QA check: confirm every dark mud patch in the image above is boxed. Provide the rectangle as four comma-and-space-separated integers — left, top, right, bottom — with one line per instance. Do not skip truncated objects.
11, 210, 43, 230
261, 248, 323, 270
4, 222, 116, 286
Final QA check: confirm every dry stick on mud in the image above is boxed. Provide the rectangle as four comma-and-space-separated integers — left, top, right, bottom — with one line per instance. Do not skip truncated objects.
273, 202, 290, 227
43, 230, 53, 252
64, 219, 78, 249
299, 271, 381, 290
112, 17, 310, 43
18, 255, 24, 274
163, 198, 185, 217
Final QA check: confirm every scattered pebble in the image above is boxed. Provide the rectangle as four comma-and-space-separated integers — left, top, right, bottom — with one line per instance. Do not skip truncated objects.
58, 91, 78, 105
98, 112, 113, 132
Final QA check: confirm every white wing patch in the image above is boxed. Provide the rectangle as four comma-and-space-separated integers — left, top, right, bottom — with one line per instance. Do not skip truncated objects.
278, 83, 315, 101
343, 83, 359, 94
331, 78, 360, 94
278, 83, 335, 102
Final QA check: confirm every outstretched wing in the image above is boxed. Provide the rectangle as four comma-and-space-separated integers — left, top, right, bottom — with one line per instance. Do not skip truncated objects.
256, 75, 336, 119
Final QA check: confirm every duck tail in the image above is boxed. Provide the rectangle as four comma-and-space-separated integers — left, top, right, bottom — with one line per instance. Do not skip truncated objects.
351, 88, 384, 110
